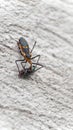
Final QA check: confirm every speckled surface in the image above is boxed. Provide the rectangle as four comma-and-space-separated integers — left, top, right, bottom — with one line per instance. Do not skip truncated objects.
0, 0, 73, 130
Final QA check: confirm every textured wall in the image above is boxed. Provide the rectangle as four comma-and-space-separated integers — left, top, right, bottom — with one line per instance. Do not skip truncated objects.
0, 0, 73, 130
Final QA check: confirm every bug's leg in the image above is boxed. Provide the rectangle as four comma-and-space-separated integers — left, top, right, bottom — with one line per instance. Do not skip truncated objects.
31, 55, 40, 61
32, 62, 44, 72
15, 59, 25, 74
31, 55, 41, 67
21, 58, 32, 72
21, 61, 27, 70
31, 55, 44, 72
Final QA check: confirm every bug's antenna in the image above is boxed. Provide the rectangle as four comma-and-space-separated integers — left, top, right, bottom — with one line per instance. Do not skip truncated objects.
31, 41, 36, 53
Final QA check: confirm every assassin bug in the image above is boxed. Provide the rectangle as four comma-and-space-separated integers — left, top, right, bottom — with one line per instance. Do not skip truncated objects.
15, 37, 43, 77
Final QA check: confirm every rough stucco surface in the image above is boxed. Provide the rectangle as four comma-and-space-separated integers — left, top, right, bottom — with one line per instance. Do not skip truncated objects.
0, 0, 73, 130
